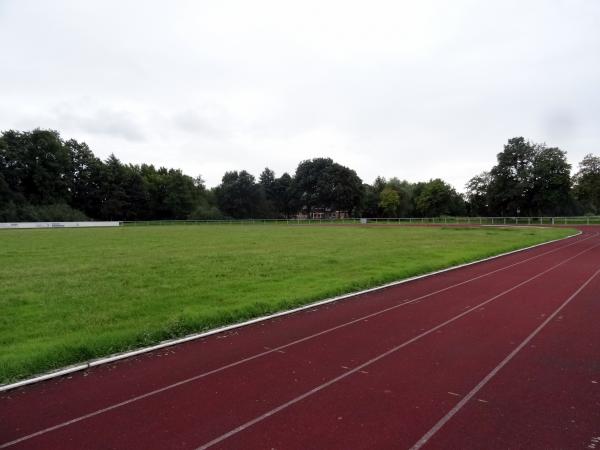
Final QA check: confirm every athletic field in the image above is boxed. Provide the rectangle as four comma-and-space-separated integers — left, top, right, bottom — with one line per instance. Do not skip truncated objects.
0, 224, 573, 383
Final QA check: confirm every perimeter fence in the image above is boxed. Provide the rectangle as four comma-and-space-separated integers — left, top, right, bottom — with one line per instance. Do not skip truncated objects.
120, 216, 600, 227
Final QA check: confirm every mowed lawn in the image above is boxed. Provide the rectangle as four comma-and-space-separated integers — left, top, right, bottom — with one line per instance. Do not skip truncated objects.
0, 224, 574, 383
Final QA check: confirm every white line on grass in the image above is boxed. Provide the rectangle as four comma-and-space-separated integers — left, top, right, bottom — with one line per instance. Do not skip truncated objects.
194, 241, 600, 450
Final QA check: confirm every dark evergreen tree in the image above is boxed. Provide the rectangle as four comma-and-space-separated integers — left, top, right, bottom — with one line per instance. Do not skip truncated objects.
272, 173, 294, 218
66, 139, 104, 218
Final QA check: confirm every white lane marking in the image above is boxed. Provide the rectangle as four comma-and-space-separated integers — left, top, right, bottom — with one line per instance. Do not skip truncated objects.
0, 234, 595, 449
410, 267, 600, 450
193, 242, 600, 450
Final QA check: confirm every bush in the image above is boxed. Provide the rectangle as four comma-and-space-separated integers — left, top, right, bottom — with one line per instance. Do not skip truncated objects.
0, 203, 89, 222
0, 201, 19, 222
33, 203, 89, 221
188, 204, 227, 220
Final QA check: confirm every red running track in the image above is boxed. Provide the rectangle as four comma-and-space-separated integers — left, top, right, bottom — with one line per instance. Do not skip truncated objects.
1, 227, 600, 449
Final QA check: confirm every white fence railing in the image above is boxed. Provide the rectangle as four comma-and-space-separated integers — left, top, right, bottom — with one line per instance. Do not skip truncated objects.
3, 217, 598, 229
0, 221, 120, 229
119, 216, 600, 226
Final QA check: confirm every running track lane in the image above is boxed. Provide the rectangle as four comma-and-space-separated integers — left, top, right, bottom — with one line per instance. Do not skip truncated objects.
0, 227, 598, 449
415, 254, 600, 449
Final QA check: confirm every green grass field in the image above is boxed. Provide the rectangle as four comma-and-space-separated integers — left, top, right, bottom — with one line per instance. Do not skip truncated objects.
0, 224, 574, 384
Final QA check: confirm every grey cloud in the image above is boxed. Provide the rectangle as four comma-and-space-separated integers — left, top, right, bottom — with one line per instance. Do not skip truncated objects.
59, 108, 145, 142
8, 105, 145, 142
542, 111, 577, 140
172, 110, 226, 138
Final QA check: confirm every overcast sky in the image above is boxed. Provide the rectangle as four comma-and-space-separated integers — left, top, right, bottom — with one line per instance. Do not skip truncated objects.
1, 0, 599, 190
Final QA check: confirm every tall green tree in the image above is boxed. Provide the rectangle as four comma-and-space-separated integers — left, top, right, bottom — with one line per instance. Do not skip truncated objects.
66, 139, 104, 218
292, 158, 364, 214
481, 138, 574, 216
215, 170, 261, 218
258, 167, 278, 218
465, 172, 491, 216
415, 179, 465, 217
162, 169, 201, 219
326, 163, 364, 213
487, 137, 537, 216
271, 172, 294, 218
378, 186, 400, 216
0, 129, 73, 205
386, 178, 415, 216
530, 147, 573, 215
361, 176, 387, 217
259, 168, 276, 196
0, 172, 18, 221
291, 158, 335, 214
573, 153, 600, 214
99, 154, 129, 220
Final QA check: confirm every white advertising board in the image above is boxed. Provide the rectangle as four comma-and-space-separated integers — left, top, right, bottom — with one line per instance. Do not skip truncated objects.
0, 221, 120, 229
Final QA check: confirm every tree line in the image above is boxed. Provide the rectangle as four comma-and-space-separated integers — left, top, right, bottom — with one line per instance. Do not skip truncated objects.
0, 129, 598, 222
